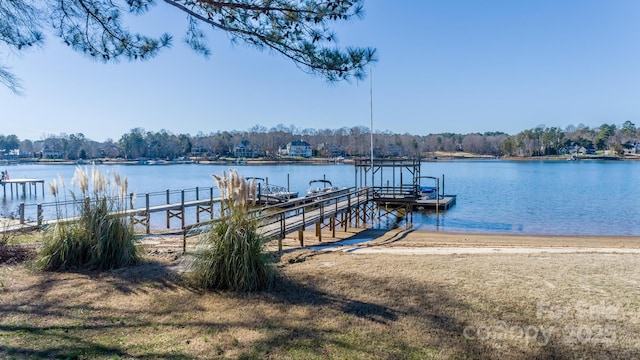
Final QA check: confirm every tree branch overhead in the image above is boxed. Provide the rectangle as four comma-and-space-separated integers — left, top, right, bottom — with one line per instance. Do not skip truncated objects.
0, 0, 376, 92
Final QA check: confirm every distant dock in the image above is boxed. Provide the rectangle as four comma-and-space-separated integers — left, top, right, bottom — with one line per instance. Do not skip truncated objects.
1, 178, 46, 198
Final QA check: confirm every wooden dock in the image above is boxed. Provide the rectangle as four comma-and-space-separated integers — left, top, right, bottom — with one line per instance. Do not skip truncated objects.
375, 194, 457, 210
414, 195, 457, 210
181, 187, 376, 252
1, 178, 46, 198
3, 176, 457, 253
258, 188, 372, 242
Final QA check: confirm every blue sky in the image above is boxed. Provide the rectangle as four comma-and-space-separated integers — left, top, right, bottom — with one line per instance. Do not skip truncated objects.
2, 0, 639, 142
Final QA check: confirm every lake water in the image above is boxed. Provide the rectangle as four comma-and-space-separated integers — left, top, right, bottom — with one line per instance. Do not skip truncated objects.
1, 160, 638, 236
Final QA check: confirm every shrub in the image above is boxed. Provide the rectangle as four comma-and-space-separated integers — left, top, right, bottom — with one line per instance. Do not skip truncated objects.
36, 166, 140, 271
188, 169, 274, 291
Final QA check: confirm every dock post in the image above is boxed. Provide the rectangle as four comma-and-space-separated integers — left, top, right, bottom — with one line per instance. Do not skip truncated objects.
37, 204, 43, 226
145, 193, 150, 234
277, 213, 284, 252
210, 187, 214, 219
331, 216, 336, 238
181, 190, 185, 229
315, 222, 322, 242
195, 187, 201, 223
19, 202, 24, 224
166, 189, 171, 229
183, 230, 187, 254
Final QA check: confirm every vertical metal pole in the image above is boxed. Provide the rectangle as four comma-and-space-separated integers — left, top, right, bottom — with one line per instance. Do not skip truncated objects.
436, 178, 440, 218
370, 69, 374, 189
442, 174, 445, 198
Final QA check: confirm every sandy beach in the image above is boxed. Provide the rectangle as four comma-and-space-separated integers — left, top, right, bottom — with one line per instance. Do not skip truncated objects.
269, 226, 639, 249
135, 226, 640, 258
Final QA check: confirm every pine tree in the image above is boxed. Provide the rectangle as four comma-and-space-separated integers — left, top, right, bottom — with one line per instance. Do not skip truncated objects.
1, 0, 376, 93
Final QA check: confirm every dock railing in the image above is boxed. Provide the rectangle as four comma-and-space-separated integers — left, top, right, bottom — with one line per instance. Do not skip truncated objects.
374, 184, 418, 200
180, 186, 373, 251
11, 186, 221, 231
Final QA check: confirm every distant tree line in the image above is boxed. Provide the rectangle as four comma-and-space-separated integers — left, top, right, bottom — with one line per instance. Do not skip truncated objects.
1, 121, 638, 161
501, 121, 638, 157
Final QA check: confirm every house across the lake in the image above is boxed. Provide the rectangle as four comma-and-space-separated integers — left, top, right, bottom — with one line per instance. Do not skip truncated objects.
279, 140, 312, 158
234, 140, 261, 158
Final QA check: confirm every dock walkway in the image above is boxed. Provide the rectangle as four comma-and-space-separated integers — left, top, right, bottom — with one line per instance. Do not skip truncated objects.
1, 178, 46, 198
258, 188, 371, 242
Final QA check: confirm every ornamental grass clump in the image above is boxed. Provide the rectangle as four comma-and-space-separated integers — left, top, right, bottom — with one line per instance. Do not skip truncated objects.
188, 169, 274, 291
36, 166, 140, 271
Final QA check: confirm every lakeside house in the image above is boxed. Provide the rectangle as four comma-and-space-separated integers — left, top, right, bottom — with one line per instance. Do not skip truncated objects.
559, 144, 597, 156
234, 140, 262, 158
279, 140, 312, 158
317, 143, 345, 158
40, 146, 64, 159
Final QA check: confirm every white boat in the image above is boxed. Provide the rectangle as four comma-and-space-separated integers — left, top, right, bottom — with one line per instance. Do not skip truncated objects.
417, 176, 442, 200
306, 179, 347, 199
418, 185, 438, 200
247, 177, 298, 202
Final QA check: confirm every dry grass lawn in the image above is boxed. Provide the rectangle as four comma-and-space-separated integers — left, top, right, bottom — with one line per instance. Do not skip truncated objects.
1, 229, 640, 359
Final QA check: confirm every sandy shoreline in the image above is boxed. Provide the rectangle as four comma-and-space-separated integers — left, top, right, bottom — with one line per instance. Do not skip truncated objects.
263, 228, 640, 255
65, 226, 637, 259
